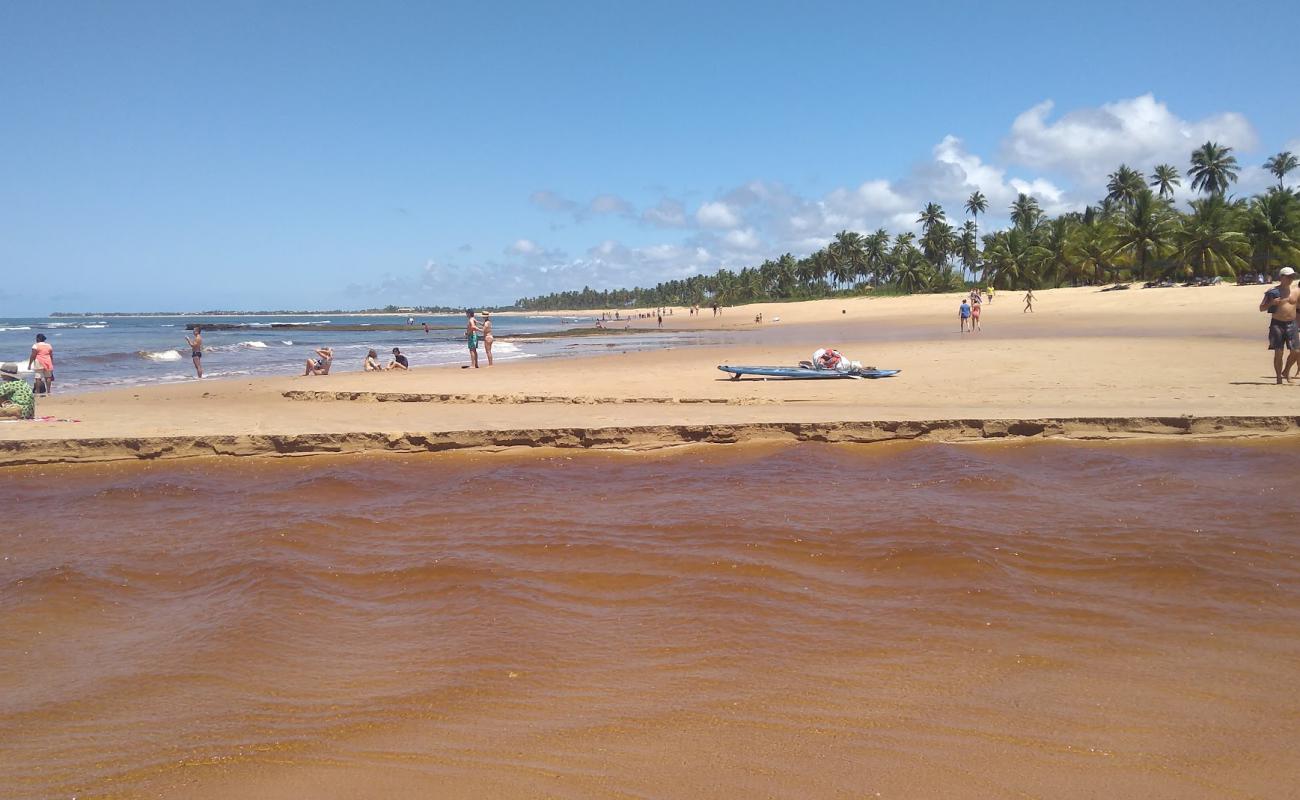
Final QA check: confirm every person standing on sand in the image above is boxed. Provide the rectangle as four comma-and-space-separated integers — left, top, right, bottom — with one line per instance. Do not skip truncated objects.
971, 296, 982, 331
1023, 289, 1035, 313
28, 333, 54, 395
1260, 267, 1300, 384
465, 309, 481, 368
958, 299, 971, 332
481, 311, 495, 366
185, 326, 203, 379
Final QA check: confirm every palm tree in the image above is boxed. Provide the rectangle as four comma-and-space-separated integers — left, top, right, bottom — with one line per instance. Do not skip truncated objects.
1035, 217, 1075, 285
1175, 195, 1249, 278
1264, 151, 1299, 190
964, 190, 988, 221
1110, 189, 1176, 280
1150, 164, 1181, 200
1069, 216, 1114, 284
1106, 165, 1146, 206
830, 230, 866, 290
919, 220, 955, 270
863, 229, 890, 285
893, 249, 931, 293
917, 202, 946, 232
982, 227, 1045, 289
1244, 189, 1300, 275
1009, 193, 1043, 231
1188, 141, 1240, 196
958, 220, 979, 281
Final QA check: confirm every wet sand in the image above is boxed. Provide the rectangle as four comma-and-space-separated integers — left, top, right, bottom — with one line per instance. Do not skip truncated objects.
2, 441, 1298, 799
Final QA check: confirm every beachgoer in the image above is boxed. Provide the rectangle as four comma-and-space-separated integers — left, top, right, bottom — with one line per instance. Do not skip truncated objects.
304, 346, 333, 376
1023, 289, 1034, 313
657, 314, 663, 329
988, 287, 994, 304
28, 333, 54, 395
970, 296, 982, 331
959, 299, 971, 332
363, 349, 381, 371
185, 327, 204, 379
465, 309, 480, 368
482, 311, 495, 366
0, 362, 35, 419
422, 323, 429, 334
1260, 267, 1300, 384
388, 347, 409, 370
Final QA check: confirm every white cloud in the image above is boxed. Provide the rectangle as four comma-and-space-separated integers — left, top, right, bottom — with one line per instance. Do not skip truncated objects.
508, 238, 539, 256
642, 198, 688, 227
723, 228, 762, 250
696, 201, 742, 228
1003, 94, 1258, 183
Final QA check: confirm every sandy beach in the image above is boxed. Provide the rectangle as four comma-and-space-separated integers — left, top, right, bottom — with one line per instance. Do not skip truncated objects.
2, 284, 1297, 465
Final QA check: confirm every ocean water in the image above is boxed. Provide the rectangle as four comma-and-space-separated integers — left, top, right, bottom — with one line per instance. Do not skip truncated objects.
2, 440, 1297, 798
0, 314, 686, 393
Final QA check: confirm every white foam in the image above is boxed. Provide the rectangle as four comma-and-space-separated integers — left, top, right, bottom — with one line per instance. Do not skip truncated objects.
239, 341, 269, 349
281, 340, 294, 345
82, 324, 107, 329
0, 326, 31, 331
140, 349, 183, 362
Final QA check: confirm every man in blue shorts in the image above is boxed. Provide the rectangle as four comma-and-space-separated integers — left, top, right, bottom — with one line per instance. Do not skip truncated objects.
1260, 267, 1300, 383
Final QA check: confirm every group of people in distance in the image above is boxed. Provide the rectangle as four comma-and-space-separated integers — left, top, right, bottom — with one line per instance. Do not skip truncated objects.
958, 289, 986, 333
306, 346, 411, 376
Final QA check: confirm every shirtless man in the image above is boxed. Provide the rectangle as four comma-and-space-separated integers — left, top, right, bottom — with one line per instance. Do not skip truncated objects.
465, 309, 481, 368
185, 326, 204, 379
1260, 267, 1300, 383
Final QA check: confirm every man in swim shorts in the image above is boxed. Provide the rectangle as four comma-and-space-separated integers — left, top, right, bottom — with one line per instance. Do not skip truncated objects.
1260, 267, 1300, 383
185, 326, 203, 379
465, 309, 480, 368
958, 299, 971, 332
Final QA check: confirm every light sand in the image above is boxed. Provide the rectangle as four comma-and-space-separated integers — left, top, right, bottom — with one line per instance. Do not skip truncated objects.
3, 284, 1296, 465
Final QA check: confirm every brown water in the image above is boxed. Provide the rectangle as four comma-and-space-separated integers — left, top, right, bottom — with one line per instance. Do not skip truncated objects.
2, 441, 1298, 799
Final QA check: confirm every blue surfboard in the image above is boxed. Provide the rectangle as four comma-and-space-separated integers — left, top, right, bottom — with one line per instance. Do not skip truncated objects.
718, 365, 900, 380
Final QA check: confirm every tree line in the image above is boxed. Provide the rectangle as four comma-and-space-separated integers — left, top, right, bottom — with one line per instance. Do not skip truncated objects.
515, 143, 1300, 310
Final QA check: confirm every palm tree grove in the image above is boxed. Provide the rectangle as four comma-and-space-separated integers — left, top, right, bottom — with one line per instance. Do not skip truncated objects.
516, 143, 1300, 310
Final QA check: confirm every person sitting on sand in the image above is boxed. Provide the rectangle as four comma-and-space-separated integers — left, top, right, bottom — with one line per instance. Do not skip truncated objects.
304, 346, 333, 376
388, 347, 409, 370
363, 349, 381, 371
0, 362, 35, 419
1260, 267, 1300, 384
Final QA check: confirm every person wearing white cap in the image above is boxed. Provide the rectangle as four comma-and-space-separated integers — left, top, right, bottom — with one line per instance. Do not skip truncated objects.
1260, 267, 1300, 383
0, 362, 35, 419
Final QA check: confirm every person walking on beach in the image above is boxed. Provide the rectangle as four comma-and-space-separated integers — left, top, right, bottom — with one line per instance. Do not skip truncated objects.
970, 296, 982, 332
481, 311, 495, 366
958, 299, 971, 332
185, 326, 204, 379
28, 333, 54, 395
1260, 267, 1300, 383
466, 309, 481, 368
304, 346, 333, 376
0, 362, 35, 419
1023, 289, 1035, 313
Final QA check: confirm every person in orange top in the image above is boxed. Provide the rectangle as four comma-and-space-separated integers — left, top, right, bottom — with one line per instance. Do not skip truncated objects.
28, 333, 54, 395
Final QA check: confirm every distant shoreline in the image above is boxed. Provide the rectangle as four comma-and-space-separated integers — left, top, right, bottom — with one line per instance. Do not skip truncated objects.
46, 309, 537, 318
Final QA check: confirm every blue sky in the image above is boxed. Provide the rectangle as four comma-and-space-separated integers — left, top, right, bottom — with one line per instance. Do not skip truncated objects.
2, 0, 1298, 313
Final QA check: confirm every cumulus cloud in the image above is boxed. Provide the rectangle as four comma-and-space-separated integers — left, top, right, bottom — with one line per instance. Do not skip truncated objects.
695, 201, 743, 228
641, 198, 688, 227
1002, 94, 1258, 184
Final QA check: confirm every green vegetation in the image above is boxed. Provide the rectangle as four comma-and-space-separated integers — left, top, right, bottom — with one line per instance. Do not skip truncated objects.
516, 143, 1300, 310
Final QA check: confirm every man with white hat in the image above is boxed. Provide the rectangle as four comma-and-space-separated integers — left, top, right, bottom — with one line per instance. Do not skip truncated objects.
0, 362, 35, 419
1260, 267, 1300, 383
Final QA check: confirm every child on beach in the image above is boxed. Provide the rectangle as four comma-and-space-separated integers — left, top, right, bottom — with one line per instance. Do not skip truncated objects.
959, 299, 971, 332
363, 349, 381, 371
28, 333, 54, 395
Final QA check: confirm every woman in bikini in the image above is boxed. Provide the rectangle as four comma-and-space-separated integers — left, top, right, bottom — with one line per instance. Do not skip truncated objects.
481, 311, 494, 366
304, 346, 333, 376
185, 327, 203, 379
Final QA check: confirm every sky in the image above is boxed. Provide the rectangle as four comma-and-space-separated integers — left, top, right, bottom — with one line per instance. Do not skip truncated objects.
2, 0, 1299, 314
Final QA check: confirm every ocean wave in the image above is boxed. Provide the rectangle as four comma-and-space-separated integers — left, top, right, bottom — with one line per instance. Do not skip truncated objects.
0, 326, 32, 331
139, 349, 183, 362
281, 340, 294, 345
239, 341, 270, 349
